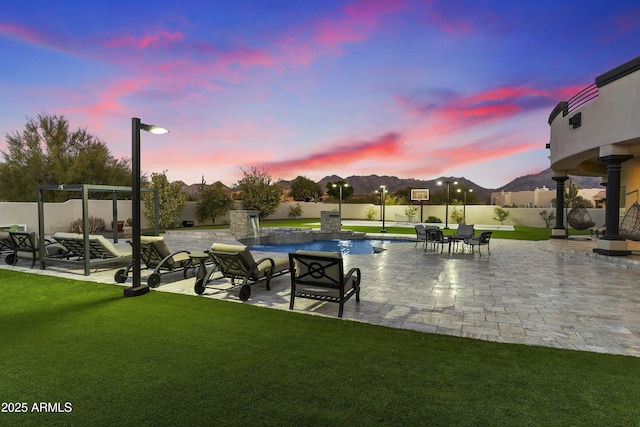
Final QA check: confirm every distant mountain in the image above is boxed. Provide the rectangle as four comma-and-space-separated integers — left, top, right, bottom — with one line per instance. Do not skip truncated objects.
186, 168, 602, 203
496, 168, 602, 192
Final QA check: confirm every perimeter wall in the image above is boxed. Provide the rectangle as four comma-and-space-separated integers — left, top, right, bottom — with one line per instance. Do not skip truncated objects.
0, 200, 605, 234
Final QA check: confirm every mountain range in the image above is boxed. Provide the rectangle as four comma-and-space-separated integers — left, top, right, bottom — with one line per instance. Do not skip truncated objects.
181, 168, 602, 204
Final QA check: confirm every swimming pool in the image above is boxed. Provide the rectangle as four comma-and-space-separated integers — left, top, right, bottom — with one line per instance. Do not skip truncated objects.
249, 239, 410, 255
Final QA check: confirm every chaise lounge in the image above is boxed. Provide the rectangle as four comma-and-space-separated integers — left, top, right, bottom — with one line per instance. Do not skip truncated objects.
5, 231, 68, 268
194, 243, 290, 301
114, 236, 204, 287
50, 232, 132, 275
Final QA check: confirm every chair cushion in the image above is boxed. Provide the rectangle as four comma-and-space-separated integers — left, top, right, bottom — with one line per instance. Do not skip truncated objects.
141, 235, 190, 264
210, 243, 255, 267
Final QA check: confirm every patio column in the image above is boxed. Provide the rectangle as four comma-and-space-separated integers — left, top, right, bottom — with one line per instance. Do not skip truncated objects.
594, 154, 632, 256
551, 176, 568, 239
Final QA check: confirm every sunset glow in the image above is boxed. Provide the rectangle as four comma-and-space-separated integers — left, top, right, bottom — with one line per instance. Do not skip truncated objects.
1, 1, 638, 188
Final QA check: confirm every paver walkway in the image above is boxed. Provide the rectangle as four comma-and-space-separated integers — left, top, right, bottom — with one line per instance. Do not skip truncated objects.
3, 232, 639, 357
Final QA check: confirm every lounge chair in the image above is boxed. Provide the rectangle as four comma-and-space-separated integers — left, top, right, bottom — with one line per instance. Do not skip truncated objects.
194, 243, 290, 301
5, 231, 68, 268
50, 232, 132, 275
288, 250, 361, 318
0, 232, 13, 255
464, 231, 492, 255
114, 236, 203, 287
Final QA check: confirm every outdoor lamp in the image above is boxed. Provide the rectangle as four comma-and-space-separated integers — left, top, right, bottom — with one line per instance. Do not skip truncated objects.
457, 188, 473, 223
437, 180, 457, 229
332, 183, 349, 226
124, 117, 169, 298
379, 185, 387, 232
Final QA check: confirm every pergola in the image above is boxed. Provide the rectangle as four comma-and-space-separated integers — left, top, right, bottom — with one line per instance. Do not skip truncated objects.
37, 184, 159, 276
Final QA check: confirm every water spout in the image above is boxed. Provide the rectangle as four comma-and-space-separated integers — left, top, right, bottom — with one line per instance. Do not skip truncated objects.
250, 215, 260, 242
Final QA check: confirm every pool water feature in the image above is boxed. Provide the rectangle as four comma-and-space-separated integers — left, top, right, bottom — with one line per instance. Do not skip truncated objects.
249, 239, 410, 255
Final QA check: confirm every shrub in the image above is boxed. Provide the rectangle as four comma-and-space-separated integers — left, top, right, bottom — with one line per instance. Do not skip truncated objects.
366, 206, 379, 220
451, 207, 464, 224
426, 215, 442, 223
493, 207, 510, 225
288, 203, 303, 218
69, 216, 106, 234
404, 206, 418, 217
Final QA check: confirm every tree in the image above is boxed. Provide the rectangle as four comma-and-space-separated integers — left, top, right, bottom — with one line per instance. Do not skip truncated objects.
289, 176, 322, 201
142, 171, 187, 229
493, 206, 510, 225
539, 210, 556, 228
0, 114, 131, 201
236, 167, 283, 219
326, 181, 354, 201
196, 179, 234, 224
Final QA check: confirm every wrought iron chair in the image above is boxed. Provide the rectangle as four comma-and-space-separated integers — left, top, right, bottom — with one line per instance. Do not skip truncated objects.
288, 250, 361, 318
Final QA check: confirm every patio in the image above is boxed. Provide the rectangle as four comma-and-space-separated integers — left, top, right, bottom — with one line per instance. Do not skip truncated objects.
2, 230, 639, 357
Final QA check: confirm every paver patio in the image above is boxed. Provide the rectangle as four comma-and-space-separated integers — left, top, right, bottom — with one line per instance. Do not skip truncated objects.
3, 231, 639, 357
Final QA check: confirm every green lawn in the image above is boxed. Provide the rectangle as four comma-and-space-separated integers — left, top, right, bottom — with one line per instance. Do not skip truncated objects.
219, 219, 589, 241
1, 270, 638, 426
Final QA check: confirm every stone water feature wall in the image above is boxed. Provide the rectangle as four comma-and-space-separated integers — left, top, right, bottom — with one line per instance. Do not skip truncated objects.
320, 210, 341, 233
230, 210, 260, 239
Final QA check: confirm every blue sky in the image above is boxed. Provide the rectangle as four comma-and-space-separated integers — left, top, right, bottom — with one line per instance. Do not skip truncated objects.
1, 0, 639, 189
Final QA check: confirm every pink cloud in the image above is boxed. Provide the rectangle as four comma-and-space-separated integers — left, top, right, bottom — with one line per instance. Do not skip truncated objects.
104, 30, 184, 49
258, 132, 403, 177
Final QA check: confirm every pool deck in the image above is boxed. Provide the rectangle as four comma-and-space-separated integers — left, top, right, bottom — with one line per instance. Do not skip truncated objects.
3, 227, 640, 357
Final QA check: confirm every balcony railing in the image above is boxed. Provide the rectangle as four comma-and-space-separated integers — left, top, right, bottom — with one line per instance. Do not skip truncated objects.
567, 83, 598, 113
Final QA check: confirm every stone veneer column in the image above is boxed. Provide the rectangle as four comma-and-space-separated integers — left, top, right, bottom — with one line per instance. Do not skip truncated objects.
551, 176, 568, 239
594, 155, 633, 256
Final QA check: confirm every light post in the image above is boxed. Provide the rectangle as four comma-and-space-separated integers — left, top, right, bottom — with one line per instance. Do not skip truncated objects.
437, 180, 457, 229
379, 185, 387, 232
332, 183, 348, 226
457, 188, 473, 223
124, 117, 169, 297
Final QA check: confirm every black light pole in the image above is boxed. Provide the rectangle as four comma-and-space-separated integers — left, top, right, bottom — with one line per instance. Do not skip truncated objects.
332, 183, 348, 227
457, 188, 473, 223
380, 185, 387, 233
438, 180, 457, 229
124, 117, 169, 297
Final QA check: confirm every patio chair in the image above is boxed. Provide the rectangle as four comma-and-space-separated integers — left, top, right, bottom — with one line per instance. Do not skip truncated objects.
567, 207, 595, 230
425, 228, 449, 253
114, 236, 200, 287
414, 224, 427, 248
5, 231, 68, 268
449, 224, 474, 252
464, 231, 492, 255
51, 232, 132, 269
194, 243, 290, 301
288, 250, 361, 318
0, 232, 13, 255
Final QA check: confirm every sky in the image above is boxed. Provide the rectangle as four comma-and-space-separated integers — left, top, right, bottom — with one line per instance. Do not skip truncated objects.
1, 0, 639, 190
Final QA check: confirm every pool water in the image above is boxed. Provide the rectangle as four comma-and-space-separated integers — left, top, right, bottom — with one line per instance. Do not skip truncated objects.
249, 239, 410, 255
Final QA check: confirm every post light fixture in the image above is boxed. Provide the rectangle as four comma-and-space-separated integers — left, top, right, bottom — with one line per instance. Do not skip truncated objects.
437, 180, 457, 229
124, 117, 169, 298
457, 188, 473, 223
379, 185, 387, 232
332, 183, 349, 226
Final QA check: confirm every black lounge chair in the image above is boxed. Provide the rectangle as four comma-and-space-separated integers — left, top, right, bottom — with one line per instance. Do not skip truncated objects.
5, 231, 67, 268
194, 243, 290, 301
114, 236, 202, 287
288, 250, 361, 318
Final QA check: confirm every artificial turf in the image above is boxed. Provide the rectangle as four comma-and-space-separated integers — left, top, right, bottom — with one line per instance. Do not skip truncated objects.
1, 269, 638, 426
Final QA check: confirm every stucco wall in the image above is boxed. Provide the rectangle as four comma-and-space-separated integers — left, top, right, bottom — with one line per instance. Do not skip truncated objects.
0, 200, 606, 233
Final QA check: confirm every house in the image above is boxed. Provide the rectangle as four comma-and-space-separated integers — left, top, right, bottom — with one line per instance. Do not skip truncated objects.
548, 55, 640, 255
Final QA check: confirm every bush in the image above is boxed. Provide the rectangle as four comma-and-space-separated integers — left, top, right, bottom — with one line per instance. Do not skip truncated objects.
288, 203, 303, 218
451, 207, 464, 224
426, 216, 442, 223
366, 206, 379, 220
69, 216, 106, 234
